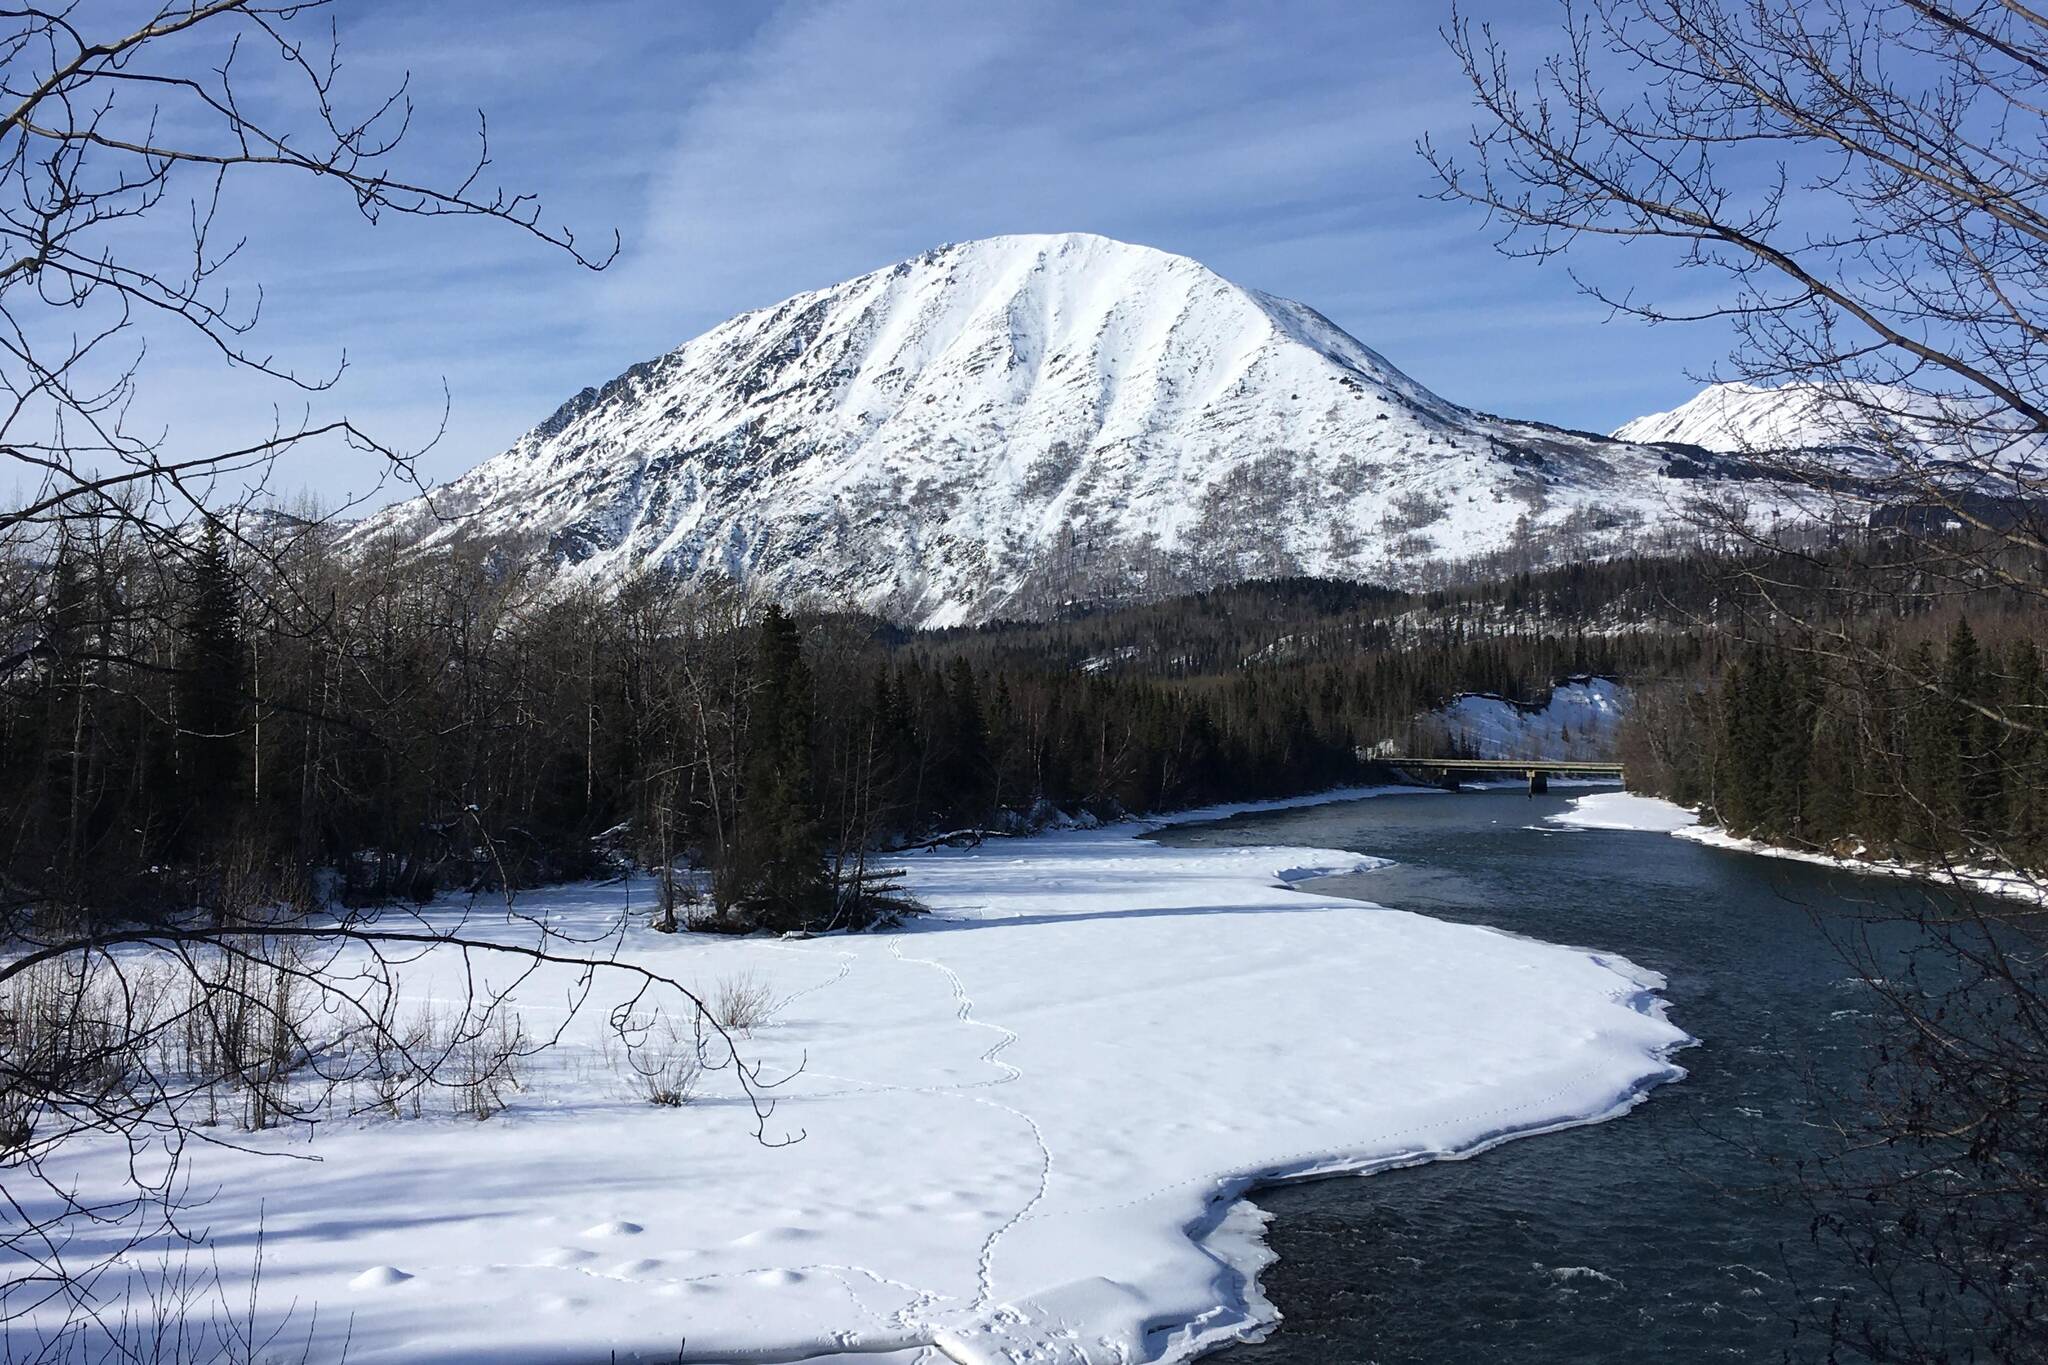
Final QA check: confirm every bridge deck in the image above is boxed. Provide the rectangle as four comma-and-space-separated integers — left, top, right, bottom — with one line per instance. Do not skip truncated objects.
1387, 757, 1625, 773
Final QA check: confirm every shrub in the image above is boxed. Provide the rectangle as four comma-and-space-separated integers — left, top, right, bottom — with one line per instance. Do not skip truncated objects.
712, 971, 779, 1035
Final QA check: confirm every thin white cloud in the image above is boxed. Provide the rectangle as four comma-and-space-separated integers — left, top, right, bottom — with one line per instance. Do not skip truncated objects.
76, 0, 1729, 510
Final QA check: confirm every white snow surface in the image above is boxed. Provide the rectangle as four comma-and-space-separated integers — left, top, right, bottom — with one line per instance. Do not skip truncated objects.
1418, 677, 1627, 761
351, 233, 1766, 626
16, 791, 1693, 1364
1613, 380, 2045, 475
1551, 791, 2044, 899
1616, 381, 1922, 452
1548, 791, 1699, 833
1674, 823, 2046, 904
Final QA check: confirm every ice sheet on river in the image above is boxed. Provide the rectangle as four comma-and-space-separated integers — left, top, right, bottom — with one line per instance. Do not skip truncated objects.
17, 792, 1692, 1363
1548, 790, 1700, 833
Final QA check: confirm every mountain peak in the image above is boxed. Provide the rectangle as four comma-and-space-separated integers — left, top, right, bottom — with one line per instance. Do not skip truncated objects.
917, 231, 1211, 270
1612, 379, 2037, 475
929, 230, 1168, 254
1613, 381, 1842, 451
359, 238, 1737, 625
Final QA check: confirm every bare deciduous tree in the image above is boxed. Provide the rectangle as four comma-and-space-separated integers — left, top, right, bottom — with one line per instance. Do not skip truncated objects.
1429, 3, 2047, 1358
1, 0, 613, 550
0, 6, 811, 1355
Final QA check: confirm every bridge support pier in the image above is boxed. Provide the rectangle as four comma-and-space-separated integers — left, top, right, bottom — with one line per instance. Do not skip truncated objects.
1527, 768, 1548, 796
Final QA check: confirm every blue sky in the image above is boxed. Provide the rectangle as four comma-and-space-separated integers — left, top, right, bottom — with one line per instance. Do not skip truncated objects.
134, 0, 1739, 510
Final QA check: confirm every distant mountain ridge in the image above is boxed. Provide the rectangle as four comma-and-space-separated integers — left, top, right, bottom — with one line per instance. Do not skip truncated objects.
1613, 380, 2044, 483
356, 233, 1817, 626
1614, 381, 1904, 453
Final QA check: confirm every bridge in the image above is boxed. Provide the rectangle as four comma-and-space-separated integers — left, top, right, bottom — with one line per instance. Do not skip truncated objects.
1383, 756, 1625, 795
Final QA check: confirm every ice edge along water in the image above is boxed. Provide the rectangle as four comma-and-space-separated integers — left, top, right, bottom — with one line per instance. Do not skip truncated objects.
830, 783, 1694, 1365
1671, 823, 2048, 905
18, 785, 1695, 1365
1550, 790, 2045, 904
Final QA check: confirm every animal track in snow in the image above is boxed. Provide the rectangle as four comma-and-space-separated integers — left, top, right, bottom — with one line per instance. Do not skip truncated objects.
609, 1258, 663, 1277
886, 936, 1054, 1314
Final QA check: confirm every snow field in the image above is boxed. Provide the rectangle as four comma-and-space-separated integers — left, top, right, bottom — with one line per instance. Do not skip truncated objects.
1547, 791, 1700, 833
15, 793, 1693, 1363
1611, 379, 2045, 474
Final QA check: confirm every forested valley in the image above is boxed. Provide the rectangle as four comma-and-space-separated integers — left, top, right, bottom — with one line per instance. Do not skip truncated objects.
10, 512, 2044, 942
3, 522, 1713, 938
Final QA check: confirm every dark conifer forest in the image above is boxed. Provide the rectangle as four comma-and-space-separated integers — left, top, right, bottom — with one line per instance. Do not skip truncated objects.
1627, 619, 2048, 870
2, 525, 1720, 935
10, 517, 2041, 937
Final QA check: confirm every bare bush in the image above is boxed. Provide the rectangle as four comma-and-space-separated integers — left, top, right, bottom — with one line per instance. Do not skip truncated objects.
2, 938, 542, 1141
451, 1009, 529, 1122
712, 971, 781, 1035
0, 955, 165, 1153
608, 1009, 707, 1108
0, 1216, 324, 1365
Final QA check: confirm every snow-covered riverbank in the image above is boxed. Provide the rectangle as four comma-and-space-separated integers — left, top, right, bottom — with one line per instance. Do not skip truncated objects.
1546, 790, 1700, 833
1549, 791, 2043, 904
19, 790, 1692, 1364
1671, 824, 2046, 904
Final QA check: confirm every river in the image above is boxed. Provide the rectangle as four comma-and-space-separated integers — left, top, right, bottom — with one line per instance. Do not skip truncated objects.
1152, 785, 1966, 1364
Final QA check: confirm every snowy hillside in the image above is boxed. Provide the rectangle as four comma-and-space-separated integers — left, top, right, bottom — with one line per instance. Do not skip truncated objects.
1616, 382, 1909, 452
356, 233, 1772, 626
1614, 380, 2043, 475
1417, 677, 1628, 761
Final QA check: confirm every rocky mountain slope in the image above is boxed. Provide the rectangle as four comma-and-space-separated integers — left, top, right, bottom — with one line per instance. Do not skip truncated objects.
358, 233, 1782, 626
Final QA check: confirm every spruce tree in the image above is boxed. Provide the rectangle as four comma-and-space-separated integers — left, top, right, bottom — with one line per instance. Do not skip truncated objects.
1803, 662, 1855, 848
1853, 649, 1902, 853
1711, 655, 1750, 831
1766, 648, 1815, 839
865, 667, 913, 833
1943, 619, 1991, 846
986, 675, 1018, 813
2006, 640, 2047, 866
719, 606, 828, 931
1902, 639, 1953, 854
175, 525, 248, 854
40, 546, 95, 889
941, 657, 990, 827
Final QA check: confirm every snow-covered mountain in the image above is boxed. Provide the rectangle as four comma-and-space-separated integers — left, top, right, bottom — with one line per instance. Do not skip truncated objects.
1615, 381, 1889, 452
1416, 677, 1628, 762
359, 233, 1773, 626
1614, 380, 2042, 477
